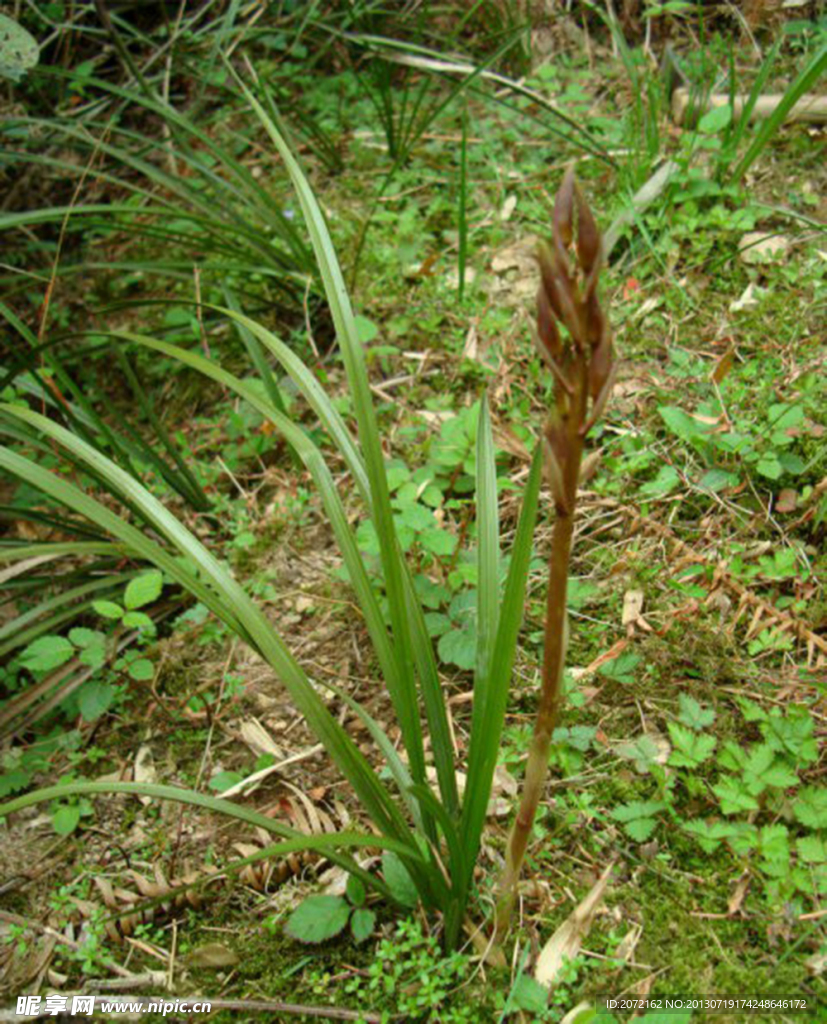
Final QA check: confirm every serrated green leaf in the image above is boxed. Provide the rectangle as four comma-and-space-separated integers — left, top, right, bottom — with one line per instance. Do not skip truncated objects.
667, 722, 716, 767
93, 600, 124, 620
598, 652, 641, 684
737, 697, 767, 723
698, 468, 739, 493
284, 895, 351, 944
759, 823, 789, 861
682, 819, 729, 854
760, 762, 800, 790
511, 974, 549, 1013
122, 610, 156, 632
698, 104, 732, 133
68, 627, 106, 649
677, 692, 715, 730
438, 628, 476, 671
659, 406, 711, 441
78, 681, 116, 721
639, 464, 680, 498
127, 658, 154, 681
797, 835, 827, 865
19, 635, 74, 673
124, 571, 164, 610
756, 457, 783, 480
713, 777, 759, 815
793, 787, 827, 829
353, 315, 378, 344
612, 800, 665, 823
624, 818, 658, 841
350, 907, 376, 944
0, 14, 39, 82
78, 645, 106, 670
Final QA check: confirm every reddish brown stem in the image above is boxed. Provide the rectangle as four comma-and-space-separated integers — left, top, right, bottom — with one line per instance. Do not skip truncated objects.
495, 424, 583, 936
494, 168, 611, 939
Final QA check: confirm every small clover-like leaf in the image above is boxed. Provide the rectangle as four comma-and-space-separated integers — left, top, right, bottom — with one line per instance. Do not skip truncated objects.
51, 804, 80, 836
350, 907, 376, 944
127, 659, 155, 682
381, 852, 419, 908
346, 875, 366, 907
208, 770, 243, 793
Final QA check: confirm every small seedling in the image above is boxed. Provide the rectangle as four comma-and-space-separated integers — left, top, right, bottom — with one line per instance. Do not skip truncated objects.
284, 873, 377, 945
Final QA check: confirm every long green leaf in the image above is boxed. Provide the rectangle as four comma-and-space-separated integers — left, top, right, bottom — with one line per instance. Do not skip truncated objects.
460, 445, 542, 875
237, 79, 428, 802
732, 43, 827, 181
473, 397, 500, 740
0, 781, 417, 902
106, 332, 425, 817
0, 411, 425, 887
726, 37, 781, 160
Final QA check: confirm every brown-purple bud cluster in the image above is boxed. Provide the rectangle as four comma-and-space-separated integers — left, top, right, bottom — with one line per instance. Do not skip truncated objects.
534, 169, 614, 515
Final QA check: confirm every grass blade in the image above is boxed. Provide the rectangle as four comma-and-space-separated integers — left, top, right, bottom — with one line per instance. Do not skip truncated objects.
731, 43, 827, 181
460, 445, 542, 878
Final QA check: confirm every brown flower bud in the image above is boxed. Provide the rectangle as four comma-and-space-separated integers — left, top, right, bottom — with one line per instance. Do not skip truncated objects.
536, 285, 561, 360
574, 182, 602, 279
552, 168, 575, 252
537, 242, 584, 346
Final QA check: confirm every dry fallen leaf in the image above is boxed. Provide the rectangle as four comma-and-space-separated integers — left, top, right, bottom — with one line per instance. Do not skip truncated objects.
614, 923, 642, 963
805, 951, 826, 977
728, 872, 751, 916
710, 345, 735, 384
729, 282, 762, 313
427, 765, 517, 817
622, 590, 645, 635
462, 323, 479, 361
238, 717, 283, 759
500, 194, 518, 221
444, 266, 475, 289
491, 236, 537, 275
183, 943, 240, 969
775, 489, 797, 514
535, 863, 614, 988
739, 232, 789, 264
